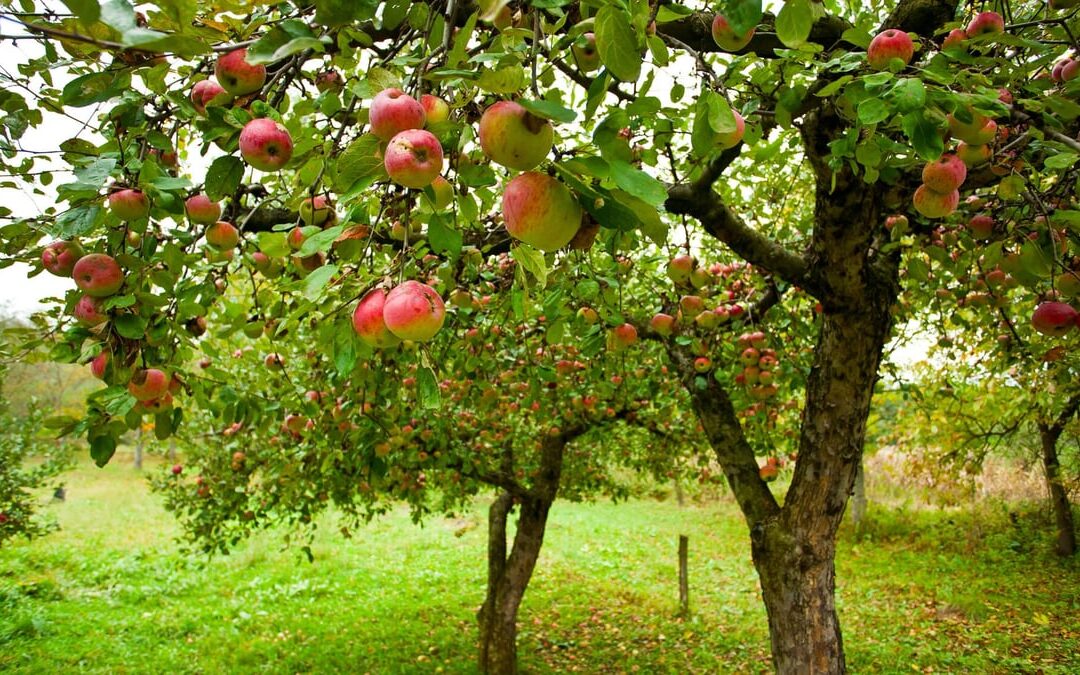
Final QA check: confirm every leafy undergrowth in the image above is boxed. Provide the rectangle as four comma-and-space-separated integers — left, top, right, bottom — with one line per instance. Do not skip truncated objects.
0, 453, 1077, 674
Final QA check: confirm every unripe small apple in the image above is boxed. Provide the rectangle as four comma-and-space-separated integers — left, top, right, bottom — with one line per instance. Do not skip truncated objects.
956, 142, 992, 167
941, 29, 967, 51
715, 110, 746, 149
577, 307, 599, 325
571, 32, 601, 72
967, 214, 995, 239
315, 69, 343, 93
299, 195, 334, 226
650, 313, 675, 336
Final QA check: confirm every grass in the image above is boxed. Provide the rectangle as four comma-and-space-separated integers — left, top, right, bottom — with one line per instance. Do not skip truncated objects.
1, 451, 1078, 674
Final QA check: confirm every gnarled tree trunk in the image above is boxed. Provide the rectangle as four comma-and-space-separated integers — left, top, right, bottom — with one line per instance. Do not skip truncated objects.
1037, 396, 1079, 557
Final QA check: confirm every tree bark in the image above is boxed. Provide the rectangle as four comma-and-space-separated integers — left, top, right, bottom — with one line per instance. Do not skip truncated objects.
1038, 422, 1077, 557
477, 434, 566, 674
850, 458, 867, 531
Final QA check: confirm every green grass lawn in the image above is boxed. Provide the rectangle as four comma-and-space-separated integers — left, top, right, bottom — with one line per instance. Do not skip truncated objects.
1, 452, 1078, 674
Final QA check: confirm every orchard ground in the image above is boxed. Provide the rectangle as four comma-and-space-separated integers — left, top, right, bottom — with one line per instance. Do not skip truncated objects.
1, 451, 1078, 674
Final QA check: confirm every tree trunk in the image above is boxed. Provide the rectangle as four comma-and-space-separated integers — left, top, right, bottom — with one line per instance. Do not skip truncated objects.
1039, 423, 1077, 556
850, 458, 866, 531
477, 494, 554, 674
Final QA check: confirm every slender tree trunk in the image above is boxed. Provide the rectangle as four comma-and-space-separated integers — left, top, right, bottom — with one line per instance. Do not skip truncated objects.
1038, 423, 1076, 556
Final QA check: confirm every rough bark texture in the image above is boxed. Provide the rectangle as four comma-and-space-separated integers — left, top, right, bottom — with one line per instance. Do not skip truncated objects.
477, 435, 567, 674
1037, 394, 1080, 557
850, 460, 867, 530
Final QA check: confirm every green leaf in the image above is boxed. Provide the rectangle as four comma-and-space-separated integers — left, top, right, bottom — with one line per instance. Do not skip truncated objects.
204, 156, 244, 201
856, 98, 890, 125
478, 67, 525, 94
90, 434, 117, 467
1045, 153, 1078, 171
609, 161, 667, 207
333, 316, 358, 375
725, 0, 763, 37
446, 12, 477, 67
297, 225, 345, 257
428, 214, 463, 258
511, 245, 548, 287
316, 0, 374, 26
594, 6, 641, 83
775, 0, 813, 48
366, 67, 400, 92
246, 21, 326, 65
334, 135, 385, 193
154, 411, 173, 440
303, 264, 338, 300
61, 71, 132, 107
55, 205, 103, 238
416, 366, 441, 409
99, 0, 171, 48
518, 99, 577, 123
890, 78, 926, 113
257, 232, 290, 258
902, 112, 944, 161
62, 0, 100, 23
113, 314, 147, 339
706, 91, 737, 133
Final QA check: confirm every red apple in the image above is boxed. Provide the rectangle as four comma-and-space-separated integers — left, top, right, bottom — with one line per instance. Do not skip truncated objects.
205, 221, 239, 249
694, 357, 712, 373
215, 48, 266, 96
239, 118, 293, 172
667, 255, 695, 284
502, 172, 583, 252
1032, 301, 1078, 337
299, 195, 334, 226
711, 13, 754, 52
942, 29, 967, 50
185, 194, 222, 224
650, 313, 676, 336
108, 188, 149, 221
190, 79, 230, 115
922, 154, 967, 192
73, 294, 108, 326
384, 129, 444, 189
41, 240, 84, 277
715, 110, 745, 149
352, 288, 402, 348
72, 254, 124, 297
866, 29, 915, 70
420, 94, 450, 125
967, 214, 995, 239
913, 185, 959, 219
478, 101, 553, 171
128, 368, 169, 401
369, 88, 426, 141
315, 69, 343, 93
90, 351, 109, 379
966, 11, 1005, 38
949, 110, 997, 145
608, 323, 638, 351
383, 280, 446, 341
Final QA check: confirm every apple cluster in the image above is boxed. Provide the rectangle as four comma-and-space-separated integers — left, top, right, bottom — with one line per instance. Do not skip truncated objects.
733, 332, 780, 401
351, 281, 447, 347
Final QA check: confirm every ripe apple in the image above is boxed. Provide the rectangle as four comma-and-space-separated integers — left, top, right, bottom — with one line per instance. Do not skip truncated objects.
73, 294, 108, 326
299, 195, 334, 226
912, 185, 959, 219
650, 313, 676, 336
966, 11, 1005, 38
680, 295, 704, 316
478, 101, 553, 171
608, 323, 638, 351
420, 94, 450, 125
369, 88, 426, 141
352, 288, 403, 348
215, 48, 266, 95
142, 393, 173, 414
694, 356, 712, 373
1032, 301, 1078, 336
942, 29, 967, 50
383, 280, 446, 341
239, 118, 293, 172
956, 142, 991, 167
108, 188, 149, 221
667, 255, 695, 284
128, 368, 169, 401
715, 110, 745, 149
206, 221, 239, 249
866, 29, 915, 70
190, 80, 230, 115
711, 13, 755, 52
572, 32, 601, 72
72, 254, 124, 297
502, 172, 583, 251
967, 214, 995, 238
90, 351, 109, 379
185, 194, 222, 224
384, 129, 444, 189
948, 110, 996, 145
41, 240, 84, 277
264, 353, 285, 369
922, 154, 967, 192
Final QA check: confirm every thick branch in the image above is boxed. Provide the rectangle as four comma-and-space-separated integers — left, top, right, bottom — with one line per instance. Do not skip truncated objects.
659, 12, 854, 57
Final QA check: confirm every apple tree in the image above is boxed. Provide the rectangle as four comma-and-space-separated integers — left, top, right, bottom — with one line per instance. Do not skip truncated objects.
6, 0, 1080, 673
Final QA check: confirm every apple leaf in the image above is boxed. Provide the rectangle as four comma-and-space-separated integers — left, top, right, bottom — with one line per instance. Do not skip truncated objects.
297, 225, 345, 257
724, 0, 763, 37
89, 433, 117, 468
303, 264, 338, 300
428, 214, 463, 258
247, 20, 326, 64
901, 112, 944, 161
417, 366, 441, 409
518, 99, 577, 123
113, 314, 147, 340
61, 71, 132, 107
512, 244, 548, 287
610, 161, 667, 207
62, 0, 100, 23
594, 7, 641, 83
334, 135, 384, 193
775, 0, 813, 49
204, 156, 244, 201
478, 67, 525, 94
55, 205, 103, 238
